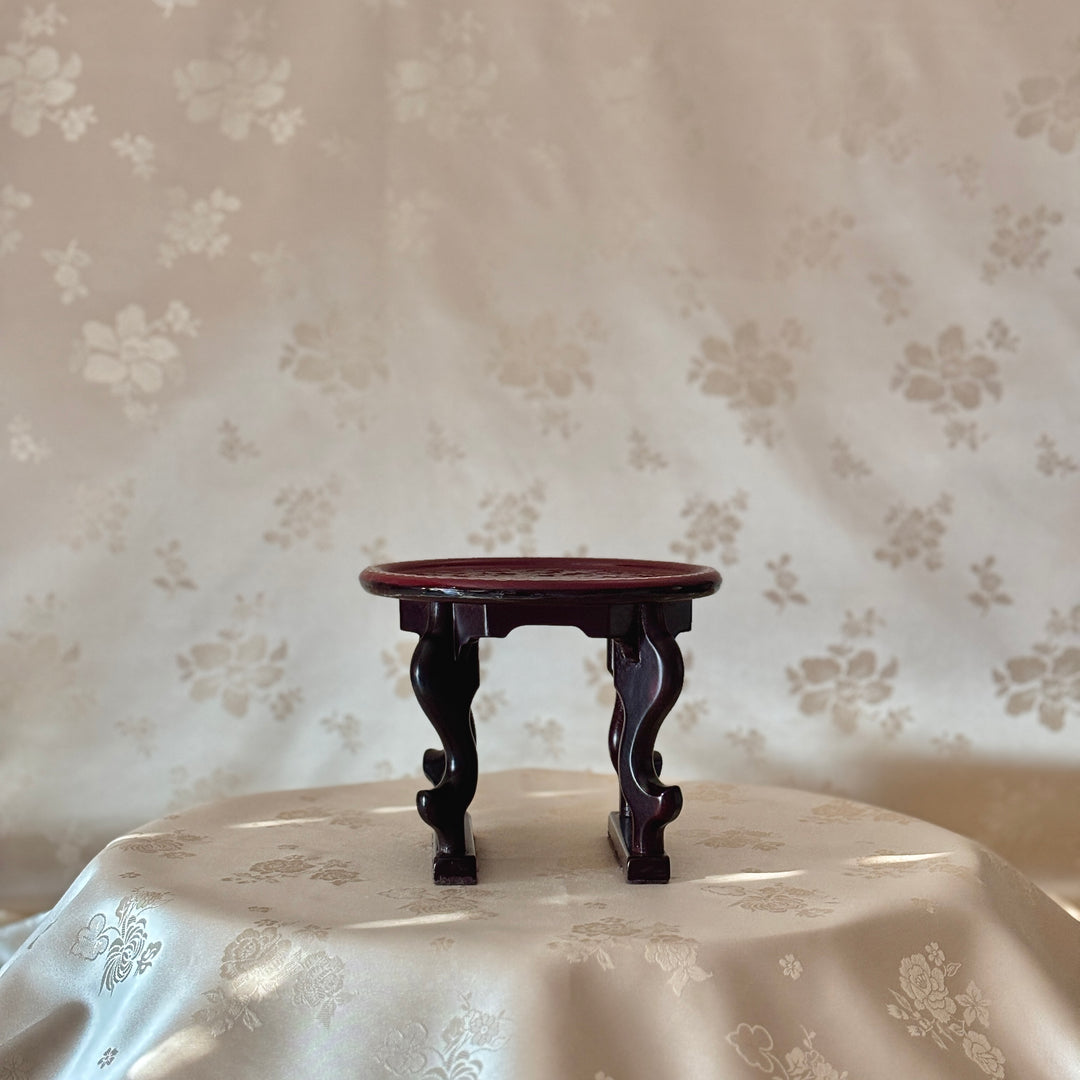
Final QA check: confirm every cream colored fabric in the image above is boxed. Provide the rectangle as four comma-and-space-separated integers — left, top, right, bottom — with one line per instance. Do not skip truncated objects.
2, 0, 1080, 922
2, 770, 1079, 1079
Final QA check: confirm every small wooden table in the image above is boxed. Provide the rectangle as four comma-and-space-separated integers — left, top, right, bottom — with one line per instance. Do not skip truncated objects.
360, 557, 721, 884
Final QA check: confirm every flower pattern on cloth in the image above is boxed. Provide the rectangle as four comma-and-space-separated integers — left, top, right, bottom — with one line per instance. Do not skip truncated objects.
72, 302, 199, 424
376, 995, 509, 1078
173, 10, 303, 142
71, 892, 166, 994
0, 5, 94, 140
548, 917, 712, 996
887, 942, 1005, 1078
194, 920, 353, 1032
728, 1023, 848, 1079
993, 604, 1080, 731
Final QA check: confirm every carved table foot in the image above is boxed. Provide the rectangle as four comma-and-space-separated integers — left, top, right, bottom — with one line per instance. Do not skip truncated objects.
408, 602, 480, 884
608, 603, 685, 883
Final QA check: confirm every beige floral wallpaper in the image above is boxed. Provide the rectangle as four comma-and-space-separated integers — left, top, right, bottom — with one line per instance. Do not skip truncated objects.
1, 0, 1079, 916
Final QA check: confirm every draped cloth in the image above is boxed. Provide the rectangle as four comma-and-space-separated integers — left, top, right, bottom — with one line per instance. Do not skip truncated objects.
2, 770, 1078, 1078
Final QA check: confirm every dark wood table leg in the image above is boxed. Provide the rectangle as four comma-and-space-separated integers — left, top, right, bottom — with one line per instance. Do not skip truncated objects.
607, 603, 685, 882
408, 601, 480, 884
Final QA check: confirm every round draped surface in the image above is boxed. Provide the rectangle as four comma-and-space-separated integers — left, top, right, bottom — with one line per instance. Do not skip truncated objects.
1, 770, 1078, 1079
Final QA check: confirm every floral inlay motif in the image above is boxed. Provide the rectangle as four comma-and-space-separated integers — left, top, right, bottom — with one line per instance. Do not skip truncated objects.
689, 320, 807, 446
71, 891, 167, 994
670, 489, 748, 565
174, 9, 303, 142
388, 11, 502, 140
1008, 62, 1080, 153
982, 204, 1062, 284
376, 995, 508, 1078
728, 1023, 847, 1079
891, 323, 1011, 449
887, 942, 1005, 1077
993, 604, 1080, 730
72, 301, 199, 424
875, 493, 952, 571
177, 594, 299, 720
548, 917, 712, 996
786, 610, 905, 735
0, 5, 95, 140
279, 308, 387, 428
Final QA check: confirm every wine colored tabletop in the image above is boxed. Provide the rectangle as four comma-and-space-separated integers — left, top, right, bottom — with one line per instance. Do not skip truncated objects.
360, 557, 721, 602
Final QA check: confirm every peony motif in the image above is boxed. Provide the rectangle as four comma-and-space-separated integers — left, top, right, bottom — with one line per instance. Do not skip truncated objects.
291, 951, 345, 1009
81, 305, 178, 395
1012, 70, 1080, 153
220, 927, 291, 980
898, 953, 954, 1021
489, 314, 593, 401
893, 326, 1000, 413
691, 324, 795, 409
175, 54, 291, 139
0, 44, 79, 136
389, 50, 498, 139
788, 647, 897, 733
963, 1031, 1006, 1078
994, 644, 1080, 731
178, 631, 286, 717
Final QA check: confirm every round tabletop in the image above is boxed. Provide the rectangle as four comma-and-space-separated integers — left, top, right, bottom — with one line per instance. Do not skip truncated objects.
360, 557, 721, 603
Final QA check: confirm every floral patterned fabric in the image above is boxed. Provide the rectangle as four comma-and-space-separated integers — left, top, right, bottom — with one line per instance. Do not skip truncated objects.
1, 770, 1078, 1078
3, 0, 1080, 935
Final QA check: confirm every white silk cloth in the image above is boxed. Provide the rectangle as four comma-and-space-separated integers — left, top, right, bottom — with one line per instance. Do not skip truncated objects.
1, 770, 1078, 1079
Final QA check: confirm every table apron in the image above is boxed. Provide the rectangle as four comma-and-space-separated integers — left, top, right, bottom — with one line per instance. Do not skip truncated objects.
399, 598, 693, 647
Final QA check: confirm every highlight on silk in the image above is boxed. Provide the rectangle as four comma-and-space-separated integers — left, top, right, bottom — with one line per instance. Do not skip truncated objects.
1, 2, 1079, 1078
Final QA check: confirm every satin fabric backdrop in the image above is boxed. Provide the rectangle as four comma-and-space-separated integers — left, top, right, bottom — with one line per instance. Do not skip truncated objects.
2, 0, 1079, 926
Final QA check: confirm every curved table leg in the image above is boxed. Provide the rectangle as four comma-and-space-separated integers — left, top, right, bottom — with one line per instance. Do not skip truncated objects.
608, 603, 684, 882
409, 602, 480, 884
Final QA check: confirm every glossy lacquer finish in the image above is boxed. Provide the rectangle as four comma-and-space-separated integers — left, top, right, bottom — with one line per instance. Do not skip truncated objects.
361, 557, 721, 884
